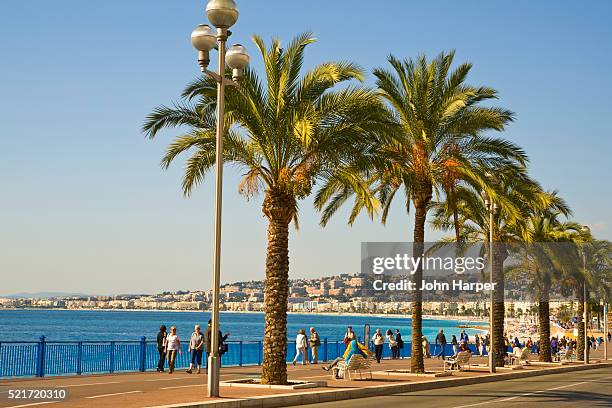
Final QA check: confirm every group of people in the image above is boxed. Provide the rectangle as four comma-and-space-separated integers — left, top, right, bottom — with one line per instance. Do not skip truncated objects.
156, 320, 229, 374
432, 329, 488, 358
292, 326, 405, 366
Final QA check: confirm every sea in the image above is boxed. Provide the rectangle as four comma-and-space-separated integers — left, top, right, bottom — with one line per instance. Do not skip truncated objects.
0, 309, 486, 343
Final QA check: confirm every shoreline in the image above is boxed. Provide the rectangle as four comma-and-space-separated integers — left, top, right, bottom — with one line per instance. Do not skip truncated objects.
0, 307, 488, 323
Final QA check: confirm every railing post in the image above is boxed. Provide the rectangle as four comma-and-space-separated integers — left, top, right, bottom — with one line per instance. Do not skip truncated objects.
139, 337, 146, 372
323, 339, 328, 362
109, 341, 115, 374
77, 342, 83, 375
36, 336, 46, 377
239, 341, 243, 367
258, 341, 262, 365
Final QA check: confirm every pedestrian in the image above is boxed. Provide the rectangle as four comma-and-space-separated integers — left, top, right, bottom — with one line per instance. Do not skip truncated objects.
451, 335, 458, 355
165, 326, 182, 374
483, 334, 490, 356
205, 319, 229, 366
551, 336, 558, 355
460, 329, 469, 344
372, 328, 384, 363
422, 335, 431, 358
513, 336, 520, 348
344, 326, 356, 346
309, 327, 320, 364
186, 324, 204, 374
395, 329, 404, 358
156, 325, 167, 372
475, 334, 481, 356
386, 329, 398, 359
435, 329, 447, 359
293, 329, 308, 366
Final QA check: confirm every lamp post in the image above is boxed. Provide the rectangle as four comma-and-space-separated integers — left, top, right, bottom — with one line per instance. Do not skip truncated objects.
580, 225, 590, 365
191, 0, 249, 398
481, 190, 497, 373
603, 301, 608, 361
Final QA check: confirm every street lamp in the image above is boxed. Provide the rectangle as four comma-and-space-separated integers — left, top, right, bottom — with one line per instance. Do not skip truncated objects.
581, 224, 590, 364
481, 190, 498, 373
191, 0, 249, 398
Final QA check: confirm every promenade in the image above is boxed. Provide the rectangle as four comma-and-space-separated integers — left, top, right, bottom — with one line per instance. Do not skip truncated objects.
1, 347, 610, 408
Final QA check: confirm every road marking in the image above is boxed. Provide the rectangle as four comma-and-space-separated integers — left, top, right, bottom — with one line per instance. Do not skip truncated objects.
4, 402, 58, 408
453, 374, 612, 408
142, 376, 193, 382
160, 384, 204, 390
65, 381, 121, 388
85, 390, 142, 399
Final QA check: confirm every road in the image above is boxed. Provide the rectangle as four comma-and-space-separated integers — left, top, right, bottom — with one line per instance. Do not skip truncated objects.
299, 365, 612, 408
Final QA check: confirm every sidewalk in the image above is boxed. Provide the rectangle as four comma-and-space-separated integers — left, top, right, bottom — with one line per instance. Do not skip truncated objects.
1, 348, 610, 408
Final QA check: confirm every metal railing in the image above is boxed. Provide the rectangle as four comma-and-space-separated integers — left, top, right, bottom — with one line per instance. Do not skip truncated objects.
0, 336, 537, 378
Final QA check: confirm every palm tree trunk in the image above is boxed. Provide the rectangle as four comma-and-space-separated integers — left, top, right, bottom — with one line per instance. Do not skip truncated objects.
411, 194, 429, 373
492, 244, 506, 367
576, 287, 585, 361
538, 281, 552, 362
260, 190, 294, 385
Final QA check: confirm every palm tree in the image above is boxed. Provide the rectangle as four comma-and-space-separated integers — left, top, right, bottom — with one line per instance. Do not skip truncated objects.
506, 196, 576, 362
431, 169, 555, 366
143, 33, 389, 384
317, 51, 522, 372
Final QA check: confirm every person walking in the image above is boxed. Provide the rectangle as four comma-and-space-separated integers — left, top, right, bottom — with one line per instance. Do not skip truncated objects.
475, 334, 481, 356
344, 326, 356, 346
205, 319, 229, 366
309, 327, 320, 364
435, 329, 447, 359
156, 325, 167, 372
451, 334, 459, 355
395, 329, 404, 359
186, 324, 204, 374
293, 329, 308, 366
386, 329, 398, 359
165, 326, 181, 374
372, 328, 384, 363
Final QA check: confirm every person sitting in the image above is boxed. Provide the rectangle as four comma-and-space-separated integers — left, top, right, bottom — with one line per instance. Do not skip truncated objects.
322, 339, 370, 378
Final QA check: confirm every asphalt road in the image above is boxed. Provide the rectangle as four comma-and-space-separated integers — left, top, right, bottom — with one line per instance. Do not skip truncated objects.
298, 366, 612, 408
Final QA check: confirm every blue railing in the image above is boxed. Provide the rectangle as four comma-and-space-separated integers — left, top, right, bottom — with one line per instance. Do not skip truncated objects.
0, 337, 538, 378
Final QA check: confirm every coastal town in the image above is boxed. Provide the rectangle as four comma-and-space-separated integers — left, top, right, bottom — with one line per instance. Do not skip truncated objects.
0, 272, 578, 321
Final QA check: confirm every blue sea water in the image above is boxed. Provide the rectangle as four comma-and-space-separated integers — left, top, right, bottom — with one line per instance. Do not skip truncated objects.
0, 309, 485, 343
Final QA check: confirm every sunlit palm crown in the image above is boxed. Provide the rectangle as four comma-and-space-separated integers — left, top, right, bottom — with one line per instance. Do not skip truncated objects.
143, 32, 390, 223
316, 51, 526, 225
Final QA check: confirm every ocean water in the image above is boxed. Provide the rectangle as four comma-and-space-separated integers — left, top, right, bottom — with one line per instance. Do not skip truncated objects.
0, 309, 485, 343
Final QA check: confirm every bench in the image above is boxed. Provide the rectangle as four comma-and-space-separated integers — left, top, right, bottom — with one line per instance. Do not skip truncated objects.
509, 347, 531, 366
335, 355, 373, 380
444, 351, 472, 372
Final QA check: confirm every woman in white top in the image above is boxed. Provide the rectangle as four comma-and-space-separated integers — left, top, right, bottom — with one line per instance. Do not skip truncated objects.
386, 329, 399, 359
372, 328, 384, 363
164, 326, 182, 374
292, 329, 308, 366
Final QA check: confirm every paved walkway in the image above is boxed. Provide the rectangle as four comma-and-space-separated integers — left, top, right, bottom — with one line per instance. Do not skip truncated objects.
0, 348, 610, 408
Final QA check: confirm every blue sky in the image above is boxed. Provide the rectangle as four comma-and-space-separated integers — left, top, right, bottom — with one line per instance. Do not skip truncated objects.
1, 1, 611, 295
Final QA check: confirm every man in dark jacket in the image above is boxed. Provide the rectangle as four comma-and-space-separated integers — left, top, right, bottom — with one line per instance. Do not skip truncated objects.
435, 329, 447, 359
156, 325, 167, 372
205, 320, 229, 366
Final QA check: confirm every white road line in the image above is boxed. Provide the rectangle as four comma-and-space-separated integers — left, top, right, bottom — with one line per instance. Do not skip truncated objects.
65, 381, 121, 388
4, 402, 58, 408
160, 384, 204, 390
453, 374, 612, 408
142, 376, 193, 382
85, 390, 142, 399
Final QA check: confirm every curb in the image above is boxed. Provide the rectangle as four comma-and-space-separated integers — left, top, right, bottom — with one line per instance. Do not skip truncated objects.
147, 362, 612, 408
